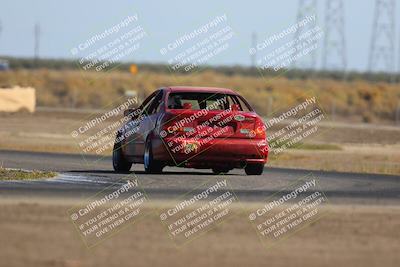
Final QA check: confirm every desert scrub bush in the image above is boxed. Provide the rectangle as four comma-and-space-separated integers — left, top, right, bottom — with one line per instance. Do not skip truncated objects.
1, 69, 399, 122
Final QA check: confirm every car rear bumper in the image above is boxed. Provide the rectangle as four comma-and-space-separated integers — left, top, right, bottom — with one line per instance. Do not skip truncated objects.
153, 136, 268, 168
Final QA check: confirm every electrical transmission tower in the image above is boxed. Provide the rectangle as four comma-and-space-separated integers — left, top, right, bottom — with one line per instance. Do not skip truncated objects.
34, 22, 40, 66
323, 0, 347, 71
368, 0, 396, 73
292, 0, 318, 70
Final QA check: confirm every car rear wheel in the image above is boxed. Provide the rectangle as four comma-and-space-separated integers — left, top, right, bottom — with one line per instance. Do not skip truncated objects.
144, 138, 164, 174
245, 163, 264, 175
113, 140, 132, 173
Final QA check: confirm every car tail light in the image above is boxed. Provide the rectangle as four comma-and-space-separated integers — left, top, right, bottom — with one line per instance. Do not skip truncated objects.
254, 117, 266, 139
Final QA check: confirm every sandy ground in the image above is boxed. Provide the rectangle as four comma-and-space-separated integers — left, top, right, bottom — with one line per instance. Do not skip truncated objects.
0, 199, 399, 267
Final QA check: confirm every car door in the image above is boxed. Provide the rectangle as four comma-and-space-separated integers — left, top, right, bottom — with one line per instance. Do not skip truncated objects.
133, 90, 164, 159
124, 91, 157, 158
125, 90, 164, 160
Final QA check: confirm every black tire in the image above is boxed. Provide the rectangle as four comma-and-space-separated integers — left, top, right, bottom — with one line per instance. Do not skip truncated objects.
113, 140, 132, 173
144, 138, 164, 174
245, 163, 264, 175
212, 168, 231, 174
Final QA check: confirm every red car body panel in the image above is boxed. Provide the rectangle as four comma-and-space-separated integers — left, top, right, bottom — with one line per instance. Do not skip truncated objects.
119, 86, 268, 170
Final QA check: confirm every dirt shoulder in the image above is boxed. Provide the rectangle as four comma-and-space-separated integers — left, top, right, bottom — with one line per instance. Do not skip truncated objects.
0, 200, 398, 267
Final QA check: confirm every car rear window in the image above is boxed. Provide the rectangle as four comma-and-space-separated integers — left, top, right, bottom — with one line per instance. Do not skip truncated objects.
167, 92, 252, 111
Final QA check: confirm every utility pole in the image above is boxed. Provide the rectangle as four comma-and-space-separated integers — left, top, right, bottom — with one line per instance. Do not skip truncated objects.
323, 0, 347, 72
34, 22, 40, 67
368, 0, 396, 74
292, 0, 318, 70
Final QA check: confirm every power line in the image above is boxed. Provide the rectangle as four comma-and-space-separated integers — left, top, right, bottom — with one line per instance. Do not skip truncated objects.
292, 0, 318, 70
323, 0, 347, 71
368, 0, 396, 73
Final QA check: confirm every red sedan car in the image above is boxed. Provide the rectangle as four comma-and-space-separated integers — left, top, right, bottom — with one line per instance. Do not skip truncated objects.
113, 87, 268, 175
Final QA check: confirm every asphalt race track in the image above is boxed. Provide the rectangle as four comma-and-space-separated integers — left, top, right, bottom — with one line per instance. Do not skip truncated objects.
0, 150, 399, 204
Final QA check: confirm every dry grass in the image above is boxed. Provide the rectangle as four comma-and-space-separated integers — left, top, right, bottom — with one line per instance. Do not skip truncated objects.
269, 147, 400, 175
1, 69, 400, 123
0, 168, 56, 180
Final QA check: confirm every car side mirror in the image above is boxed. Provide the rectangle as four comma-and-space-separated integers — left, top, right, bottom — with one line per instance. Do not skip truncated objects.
124, 108, 138, 119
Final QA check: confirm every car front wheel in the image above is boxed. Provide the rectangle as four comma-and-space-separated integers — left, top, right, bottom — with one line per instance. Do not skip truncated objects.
113, 140, 132, 173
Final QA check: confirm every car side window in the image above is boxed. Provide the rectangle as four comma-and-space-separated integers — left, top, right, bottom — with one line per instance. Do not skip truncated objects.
147, 90, 164, 115
139, 94, 156, 117
226, 95, 237, 109
231, 95, 252, 112
236, 96, 252, 112
155, 97, 165, 113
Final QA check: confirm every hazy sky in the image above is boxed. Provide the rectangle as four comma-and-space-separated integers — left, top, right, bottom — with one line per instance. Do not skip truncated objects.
0, 0, 394, 71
